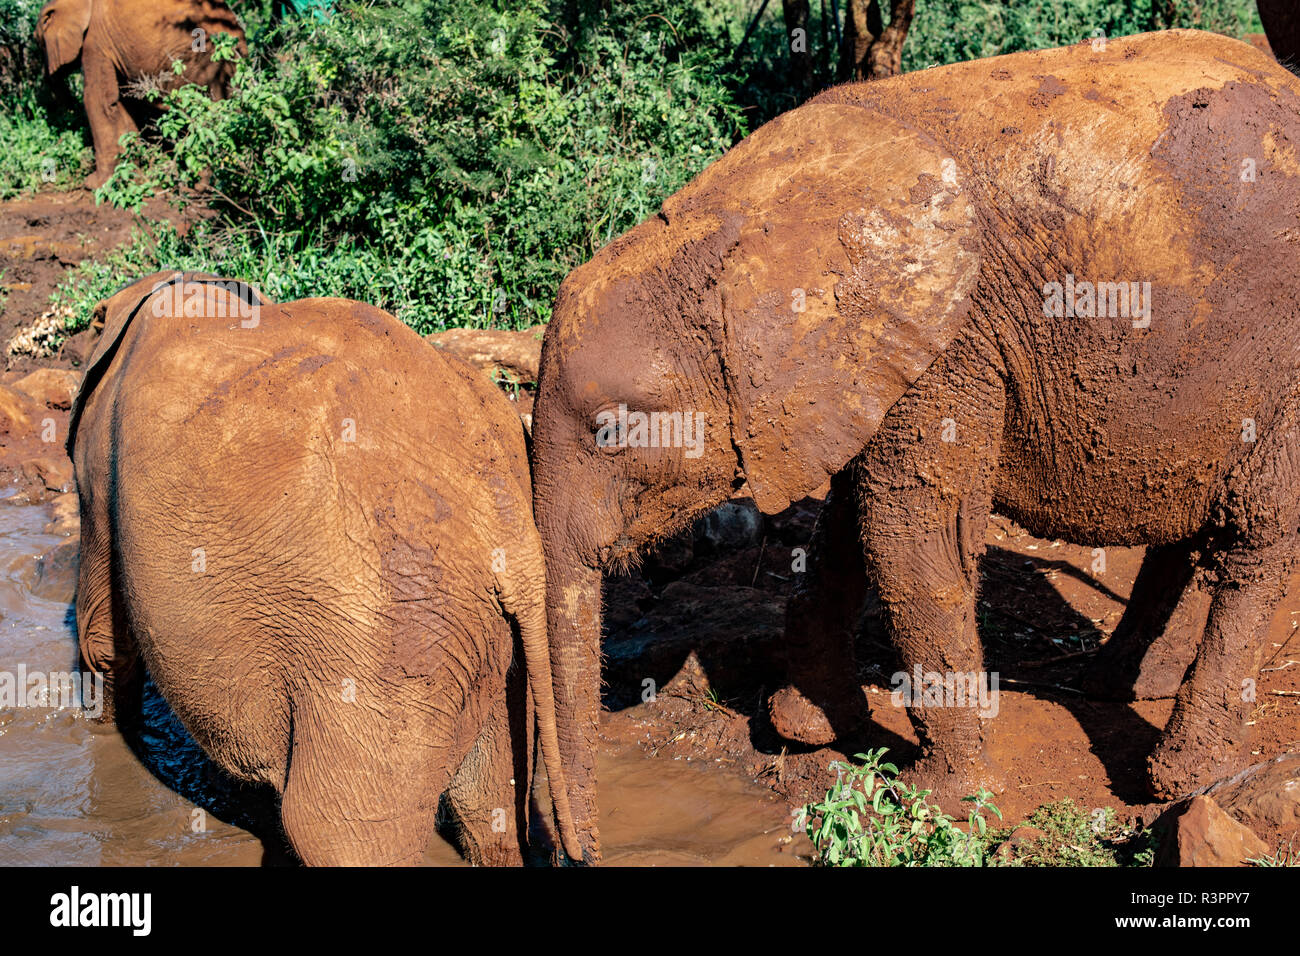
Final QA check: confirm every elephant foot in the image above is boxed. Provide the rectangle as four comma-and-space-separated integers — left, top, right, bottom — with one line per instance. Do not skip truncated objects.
906, 750, 1006, 817
1146, 703, 1251, 800
768, 684, 866, 746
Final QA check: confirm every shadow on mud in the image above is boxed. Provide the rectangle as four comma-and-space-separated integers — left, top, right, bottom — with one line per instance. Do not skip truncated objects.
597, 499, 1165, 805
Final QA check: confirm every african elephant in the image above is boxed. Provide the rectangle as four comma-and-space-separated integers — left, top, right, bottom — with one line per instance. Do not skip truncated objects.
69, 271, 579, 865
1259, 0, 1300, 73
531, 30, 1300, 862
34, 0, 246, 187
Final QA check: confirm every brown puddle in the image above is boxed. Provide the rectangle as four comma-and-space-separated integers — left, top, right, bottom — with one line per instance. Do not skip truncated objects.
0, 499, 809, 867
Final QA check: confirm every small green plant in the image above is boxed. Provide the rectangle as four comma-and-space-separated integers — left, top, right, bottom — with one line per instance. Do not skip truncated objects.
992, 798, 1157, 867
802, 749, 1001, 866
1249, 837, 1298, 867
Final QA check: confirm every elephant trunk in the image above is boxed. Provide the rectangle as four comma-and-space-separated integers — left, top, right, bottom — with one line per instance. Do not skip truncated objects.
515, 568, 585, 861
541, 547, 603, 864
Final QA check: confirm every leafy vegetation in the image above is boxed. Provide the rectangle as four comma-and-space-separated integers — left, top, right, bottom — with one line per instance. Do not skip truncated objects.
799, 751, 1166, 867
0, 0, 1272, 340
991, 798, 1158, 867
56, 0, 745, 334
0, 0, 92, 198
801, 749, 1002, 866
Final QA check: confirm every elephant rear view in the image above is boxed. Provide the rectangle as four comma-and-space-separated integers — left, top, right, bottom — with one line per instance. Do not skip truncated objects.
68, 272, 579, 865
35, 0, 247, 186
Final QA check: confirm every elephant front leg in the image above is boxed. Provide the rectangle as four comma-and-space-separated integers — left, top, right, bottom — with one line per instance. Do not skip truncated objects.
858, 341, 1007, 810
81, 50, 137, 188
768, 467, 871, 746
1147, 537, 1294, 798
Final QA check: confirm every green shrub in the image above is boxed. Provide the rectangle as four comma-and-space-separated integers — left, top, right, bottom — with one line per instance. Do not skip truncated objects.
0, 0, 92, 197
994, 798, 1157, 867
89, 0, 744, 333
903, 0, 1262, 72
801, 749, 1002, 866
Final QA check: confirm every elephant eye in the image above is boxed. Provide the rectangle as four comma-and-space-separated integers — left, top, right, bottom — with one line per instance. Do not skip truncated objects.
592, 409, 627, 454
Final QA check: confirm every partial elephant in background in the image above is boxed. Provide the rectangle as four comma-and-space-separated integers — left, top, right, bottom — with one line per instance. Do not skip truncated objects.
530, 30, 1300, 863
34, 0, 246, 186
69, 271, 579, 865
1259, 0, 1300, 74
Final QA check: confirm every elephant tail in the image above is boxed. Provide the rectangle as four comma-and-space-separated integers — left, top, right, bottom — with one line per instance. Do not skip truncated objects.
506, 560, 584, 861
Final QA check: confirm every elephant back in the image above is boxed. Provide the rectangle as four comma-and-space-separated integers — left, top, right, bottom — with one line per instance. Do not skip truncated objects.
66, 271, 269, 458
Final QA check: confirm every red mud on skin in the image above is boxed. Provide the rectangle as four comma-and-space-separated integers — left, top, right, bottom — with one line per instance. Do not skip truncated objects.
0, 494, 809, 867
2, 490, 1297, 863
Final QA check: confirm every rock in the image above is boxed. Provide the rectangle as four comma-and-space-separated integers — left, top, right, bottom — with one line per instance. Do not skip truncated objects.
1205, 752, 1300, 838
31, 537, 78, 603
694, 500, 763, 555
1155, 795, 1270, 867
21, 456, 74, 496
11, 368, 81, 410
0, 383, 40, 436
768, 685, 837, 746
44, 492, 80, 537
425, 325, 545, 385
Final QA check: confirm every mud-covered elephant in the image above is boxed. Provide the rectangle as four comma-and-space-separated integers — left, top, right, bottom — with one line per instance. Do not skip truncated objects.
1259, 0, 1300, 74
34, 0, 246, 186
69, 271, 579, 865
531, 30, 1300, 862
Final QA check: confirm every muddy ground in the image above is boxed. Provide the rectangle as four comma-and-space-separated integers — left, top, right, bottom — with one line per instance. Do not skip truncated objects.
1, 186, 1297, 864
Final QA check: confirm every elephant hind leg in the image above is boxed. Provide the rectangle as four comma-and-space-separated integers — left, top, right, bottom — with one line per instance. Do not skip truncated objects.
1147, 535, 1295, 799
76, 498, 140, 727
279, 700, 448, 866
443, 676, 527, 867
769, 466, 871, 746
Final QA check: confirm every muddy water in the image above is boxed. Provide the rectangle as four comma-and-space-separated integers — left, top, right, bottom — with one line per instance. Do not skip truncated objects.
0, 500, 807, 867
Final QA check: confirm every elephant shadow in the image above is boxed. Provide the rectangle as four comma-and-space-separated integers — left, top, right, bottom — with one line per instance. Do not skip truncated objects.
598, 509, 1168, 806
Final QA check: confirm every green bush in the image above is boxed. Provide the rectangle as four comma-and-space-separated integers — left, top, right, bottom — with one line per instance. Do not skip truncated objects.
0, 0, 92, 197
903, 0, 1262, 71
801, 749, 1002, 867
995, 798, 1157, 867
725, 0, 1263, 125
82, 0, 743, 334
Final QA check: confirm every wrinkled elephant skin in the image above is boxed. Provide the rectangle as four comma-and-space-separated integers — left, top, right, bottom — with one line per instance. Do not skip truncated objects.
70, 272, 579, 865
530, 31, 1300, 861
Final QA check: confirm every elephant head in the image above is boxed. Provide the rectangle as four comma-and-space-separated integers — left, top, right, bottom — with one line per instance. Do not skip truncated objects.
35, 0, 92, 75
531, 102, 982, 861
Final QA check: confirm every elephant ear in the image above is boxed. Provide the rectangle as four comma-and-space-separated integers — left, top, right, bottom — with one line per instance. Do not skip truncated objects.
66, 271, 266, 457
661, 103, 982, 513
37, 0, 92, 74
